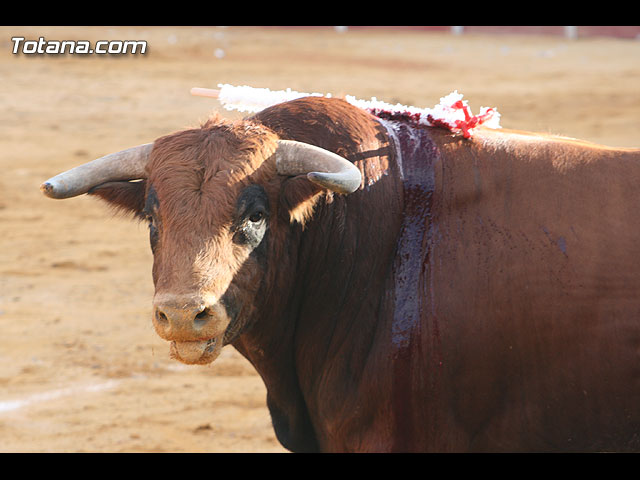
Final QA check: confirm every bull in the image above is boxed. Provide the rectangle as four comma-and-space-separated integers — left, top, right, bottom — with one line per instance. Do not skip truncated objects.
41, 96, 640, 452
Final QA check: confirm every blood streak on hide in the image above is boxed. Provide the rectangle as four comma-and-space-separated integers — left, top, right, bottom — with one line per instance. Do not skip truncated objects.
383, 119, 441, 451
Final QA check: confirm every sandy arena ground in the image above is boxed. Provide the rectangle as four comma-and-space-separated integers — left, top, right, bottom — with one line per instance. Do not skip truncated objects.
1, 26, 639, 453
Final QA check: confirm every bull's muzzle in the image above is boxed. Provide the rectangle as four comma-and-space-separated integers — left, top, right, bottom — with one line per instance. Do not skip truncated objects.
152, 293, 229, 365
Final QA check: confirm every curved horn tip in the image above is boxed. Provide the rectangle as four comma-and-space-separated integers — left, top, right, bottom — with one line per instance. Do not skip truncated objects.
40, 181, 65, 199
40, 181, 54, 196
307, 172, 361, 194
40, 178, 80, 199
274, 140, 363, 194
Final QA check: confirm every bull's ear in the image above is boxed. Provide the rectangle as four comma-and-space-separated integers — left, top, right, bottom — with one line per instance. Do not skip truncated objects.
88, 180, 147, 220
279, 176, 325, 226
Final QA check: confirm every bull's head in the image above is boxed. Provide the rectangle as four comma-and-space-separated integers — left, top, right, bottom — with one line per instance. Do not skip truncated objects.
41, 116, 362, 365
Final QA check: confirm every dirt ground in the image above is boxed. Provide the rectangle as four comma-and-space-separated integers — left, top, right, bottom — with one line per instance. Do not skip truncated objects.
1, 26, 639, 453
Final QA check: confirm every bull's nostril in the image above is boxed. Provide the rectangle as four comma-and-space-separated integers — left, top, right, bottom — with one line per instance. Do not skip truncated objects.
194, 307, 210, 327
156, 309, 169, 325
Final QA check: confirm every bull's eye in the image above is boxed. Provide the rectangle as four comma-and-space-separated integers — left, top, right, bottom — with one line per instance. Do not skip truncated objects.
145, 214, 157, 231
143, 186, 160, 253
233, 184, 269, 248
146, 215, 159, 252
248, 211, 264, 223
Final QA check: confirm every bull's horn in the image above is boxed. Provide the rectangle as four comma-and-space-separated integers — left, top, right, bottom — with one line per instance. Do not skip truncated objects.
40, 143, 154, 199
275, 140, 362, 194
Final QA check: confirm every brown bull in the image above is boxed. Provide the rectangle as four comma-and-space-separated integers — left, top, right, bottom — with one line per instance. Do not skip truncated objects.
42, 96, 640, 452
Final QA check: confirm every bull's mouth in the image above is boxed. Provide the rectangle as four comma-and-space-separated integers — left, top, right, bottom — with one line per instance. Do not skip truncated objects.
169, 336, 223, 365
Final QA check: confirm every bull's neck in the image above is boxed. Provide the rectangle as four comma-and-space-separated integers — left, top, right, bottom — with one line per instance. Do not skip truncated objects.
235, 117, 442, 451
379, 118, 442, 452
